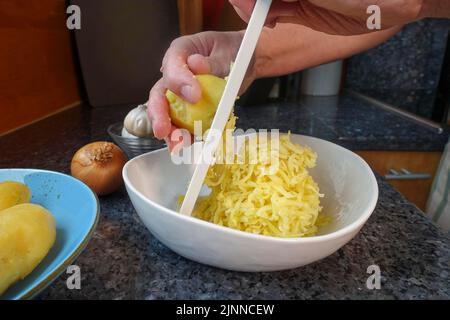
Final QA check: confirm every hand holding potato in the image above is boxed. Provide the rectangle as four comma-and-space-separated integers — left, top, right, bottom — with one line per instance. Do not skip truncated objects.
147, 31, 252, 151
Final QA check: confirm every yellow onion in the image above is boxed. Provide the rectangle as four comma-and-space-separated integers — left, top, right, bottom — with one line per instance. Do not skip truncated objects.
71, 142, 127, 196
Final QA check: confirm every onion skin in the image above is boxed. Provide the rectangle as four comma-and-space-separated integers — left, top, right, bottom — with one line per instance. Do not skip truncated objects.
71, 142, 127, 196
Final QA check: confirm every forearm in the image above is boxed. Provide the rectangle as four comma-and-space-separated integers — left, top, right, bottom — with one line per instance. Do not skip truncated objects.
420, 0, 450, 18
252, 24, 401, 79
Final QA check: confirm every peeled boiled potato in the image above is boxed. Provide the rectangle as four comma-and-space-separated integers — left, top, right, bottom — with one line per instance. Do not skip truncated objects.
166, 74, 226, 134
0, 181, 31, 211
0, 203, 56, 295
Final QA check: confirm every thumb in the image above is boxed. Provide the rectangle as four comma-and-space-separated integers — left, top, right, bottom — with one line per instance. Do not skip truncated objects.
187, 54, 229, 78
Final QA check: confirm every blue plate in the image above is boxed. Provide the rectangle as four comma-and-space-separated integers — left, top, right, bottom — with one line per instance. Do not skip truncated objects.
0, 169, 99, 300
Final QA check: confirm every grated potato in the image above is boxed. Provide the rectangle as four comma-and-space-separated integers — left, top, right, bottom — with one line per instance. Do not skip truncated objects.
191, 133, 324, 238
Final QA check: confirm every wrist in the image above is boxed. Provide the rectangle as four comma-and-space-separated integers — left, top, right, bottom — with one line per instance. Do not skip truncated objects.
250, 28, 271, 80
235, 30, 259, 90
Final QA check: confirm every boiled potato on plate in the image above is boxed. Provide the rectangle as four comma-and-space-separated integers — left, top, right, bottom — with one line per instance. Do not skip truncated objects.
0, 181, 31, 211
0, 184, 56, 296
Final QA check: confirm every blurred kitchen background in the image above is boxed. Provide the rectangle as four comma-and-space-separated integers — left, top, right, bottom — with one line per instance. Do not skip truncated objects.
1, 0, 449, 226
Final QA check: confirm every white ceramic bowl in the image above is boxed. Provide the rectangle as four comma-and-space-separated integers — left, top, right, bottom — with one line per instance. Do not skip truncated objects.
123, 134, 378, 272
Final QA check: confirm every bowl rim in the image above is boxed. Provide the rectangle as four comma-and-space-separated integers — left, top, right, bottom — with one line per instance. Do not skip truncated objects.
0, 168, 100, 300
123, 134, 379, 243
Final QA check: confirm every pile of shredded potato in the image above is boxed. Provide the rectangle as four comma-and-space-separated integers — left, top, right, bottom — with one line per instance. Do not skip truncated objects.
191, 133, 324, 238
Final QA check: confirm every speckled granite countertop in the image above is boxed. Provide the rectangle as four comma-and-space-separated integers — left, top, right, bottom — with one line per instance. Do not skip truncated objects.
235, 93, 449, 152
0, 93, 449, 299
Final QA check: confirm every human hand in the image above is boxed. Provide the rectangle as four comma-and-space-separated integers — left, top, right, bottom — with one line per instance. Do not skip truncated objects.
230, 0, 427, 35
147, 31, 254, 151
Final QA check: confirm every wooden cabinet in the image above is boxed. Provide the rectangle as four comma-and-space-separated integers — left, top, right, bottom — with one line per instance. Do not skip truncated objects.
177, 0, 203, 35
176, 0, 246, 34
0, 0, 81, 136
357, 151, 442, 211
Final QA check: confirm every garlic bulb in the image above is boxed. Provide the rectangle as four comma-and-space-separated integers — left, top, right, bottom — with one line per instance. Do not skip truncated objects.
121, 127, 138, 138
123, 104, 153, 138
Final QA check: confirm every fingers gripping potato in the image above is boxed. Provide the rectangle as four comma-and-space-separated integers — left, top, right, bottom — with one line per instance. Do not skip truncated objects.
166, 74, 226, 134
0, 203, 56, 295
0, 181, 31, 211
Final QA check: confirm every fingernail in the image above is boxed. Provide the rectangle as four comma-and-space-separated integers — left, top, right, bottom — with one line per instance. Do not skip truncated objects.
181, 85, 193, 101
